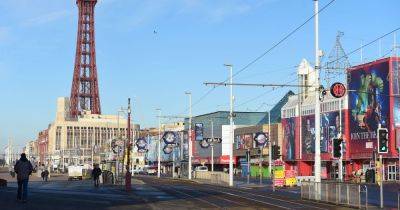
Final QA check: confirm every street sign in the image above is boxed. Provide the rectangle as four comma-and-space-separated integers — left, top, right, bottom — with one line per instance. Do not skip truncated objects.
115, 139, 125, 147
330, 82, 346, 98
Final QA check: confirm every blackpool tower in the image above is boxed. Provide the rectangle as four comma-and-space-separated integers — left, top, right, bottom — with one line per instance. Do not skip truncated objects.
70, 0, 101, 118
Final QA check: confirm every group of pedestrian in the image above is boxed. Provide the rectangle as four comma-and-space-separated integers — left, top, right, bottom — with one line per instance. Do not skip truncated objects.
12, 153, 103, 203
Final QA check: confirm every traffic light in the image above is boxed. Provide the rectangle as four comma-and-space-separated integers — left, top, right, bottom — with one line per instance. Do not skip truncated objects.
333, 138, 343, 158
271, 145, 281, 160
377, 128, 389, 153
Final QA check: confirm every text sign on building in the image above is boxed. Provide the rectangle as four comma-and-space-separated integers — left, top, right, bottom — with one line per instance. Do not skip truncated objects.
330, 82, 346, 98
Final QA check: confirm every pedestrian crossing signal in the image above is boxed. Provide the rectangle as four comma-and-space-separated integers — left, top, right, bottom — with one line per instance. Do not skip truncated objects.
377, 128, 388, 153
333, 138, 343, 158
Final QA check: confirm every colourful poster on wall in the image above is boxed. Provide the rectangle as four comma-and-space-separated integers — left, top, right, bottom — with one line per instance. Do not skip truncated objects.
282, 118, 295, 160
302, 115, 315, 154
392, 61, 400, 127
348, 61, 390, 154
236, 134, 253, 149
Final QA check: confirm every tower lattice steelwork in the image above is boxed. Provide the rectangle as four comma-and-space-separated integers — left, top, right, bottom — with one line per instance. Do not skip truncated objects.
70, 0, 101, 118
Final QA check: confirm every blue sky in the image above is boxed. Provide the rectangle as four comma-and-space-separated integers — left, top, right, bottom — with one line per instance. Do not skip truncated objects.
0, 0, 399, 151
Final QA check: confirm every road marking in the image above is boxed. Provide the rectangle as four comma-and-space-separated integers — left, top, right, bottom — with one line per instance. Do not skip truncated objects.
203, 184, 329, 210
178, 186, 247, 207
156, 185, 222, 208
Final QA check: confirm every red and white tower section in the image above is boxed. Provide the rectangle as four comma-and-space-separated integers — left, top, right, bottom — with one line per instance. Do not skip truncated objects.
70, 0, 101, 118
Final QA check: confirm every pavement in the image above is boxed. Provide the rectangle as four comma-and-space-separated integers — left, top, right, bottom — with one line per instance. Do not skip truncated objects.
0, 169, 397, 210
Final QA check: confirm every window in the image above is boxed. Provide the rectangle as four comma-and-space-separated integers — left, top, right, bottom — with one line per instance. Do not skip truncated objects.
81, 127, 87, 148
67, 127, 73, 149
56, 126, 62, 150
88, 127, 93, 147
74, 127, 80, 148
95, 127, 100, 146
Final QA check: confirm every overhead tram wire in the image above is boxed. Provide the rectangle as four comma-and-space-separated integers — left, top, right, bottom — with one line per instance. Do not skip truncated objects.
317, 26, 400, 73
172, 0, 337, 117
235, 76, 298, 108
230, 0, 336, 80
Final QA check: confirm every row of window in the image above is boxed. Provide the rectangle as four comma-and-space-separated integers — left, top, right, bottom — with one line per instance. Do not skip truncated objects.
282, 99, 343, 119
60, 126, 129, 149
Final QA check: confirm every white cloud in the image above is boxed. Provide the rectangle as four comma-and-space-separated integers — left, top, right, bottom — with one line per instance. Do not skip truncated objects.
22, 10, 71, 27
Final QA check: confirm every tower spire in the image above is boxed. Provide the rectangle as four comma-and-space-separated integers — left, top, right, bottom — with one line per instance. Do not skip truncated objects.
324, 31, 350, 86
70, 0, 101, 118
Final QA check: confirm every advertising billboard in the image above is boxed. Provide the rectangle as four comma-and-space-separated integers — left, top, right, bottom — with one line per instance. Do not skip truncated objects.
236, 134, 254, 150
301, 115, 315, 155
348, 61, 390, 154
301, 111, 343, 156
282, 117, 295, 160
392, 60, 400, 126
195, 123, 204, 141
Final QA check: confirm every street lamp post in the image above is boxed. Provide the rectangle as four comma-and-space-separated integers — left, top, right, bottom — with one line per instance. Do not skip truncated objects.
185, 92, 193, 180
314, 0, 322, 200
125, 98, 132, 192
268, 110, 272, 178
211, 120, 214, 172
224, 64, 234, 187
156, 108, 162, 178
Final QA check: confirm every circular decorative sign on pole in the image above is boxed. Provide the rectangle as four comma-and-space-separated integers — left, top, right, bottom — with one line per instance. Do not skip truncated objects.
162, 131, 177, 144
136, 138, 147, 153
163, 145, 173, 154
200, 139, 210, 148
254, 132, 268, 146
330, 82, 346, 98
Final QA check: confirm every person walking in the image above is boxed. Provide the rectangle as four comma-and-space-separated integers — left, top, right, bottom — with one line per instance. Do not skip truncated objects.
41, 169, 49, 182
92, 164, 102, 188
14, 153, 33, 202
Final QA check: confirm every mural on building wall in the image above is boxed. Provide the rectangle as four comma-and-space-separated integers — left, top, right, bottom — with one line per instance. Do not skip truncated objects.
394, 61, 400, 149
301, 113, 337, 155
302, 115, 315, 154
282, 118, 295, 160
349, 61, 390, 153
236, 134, 253, 150
392, 61, 400, 126
321, 111, 345, 154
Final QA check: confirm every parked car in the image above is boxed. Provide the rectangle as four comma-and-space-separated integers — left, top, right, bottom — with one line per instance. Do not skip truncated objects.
143, 166, 157, 175
131, 167, 144, 175
68, 165, 83, 180
195, 166, 208, 172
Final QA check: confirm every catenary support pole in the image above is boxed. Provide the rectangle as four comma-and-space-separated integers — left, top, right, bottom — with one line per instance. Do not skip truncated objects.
314, 0, 322, 200
157, 109, 161, 178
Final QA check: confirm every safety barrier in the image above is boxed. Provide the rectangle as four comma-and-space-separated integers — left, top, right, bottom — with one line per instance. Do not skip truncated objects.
194, 171, 229, 186
102, 170, 114, 185
398, 190, 400, 210
301, 181, 368, 209
296, 176, 316, 186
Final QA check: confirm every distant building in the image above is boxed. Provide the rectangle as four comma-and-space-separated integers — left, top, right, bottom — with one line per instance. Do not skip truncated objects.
24, 140, 38, 164
39, 97, 140, 172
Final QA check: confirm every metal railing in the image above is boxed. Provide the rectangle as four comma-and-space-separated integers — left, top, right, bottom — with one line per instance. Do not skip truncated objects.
398, 190, 400, 210
301, 181, 368, 209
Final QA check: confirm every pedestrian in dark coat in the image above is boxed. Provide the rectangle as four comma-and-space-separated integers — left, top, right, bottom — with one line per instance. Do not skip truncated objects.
14, 153, 33, 202
92, 164, 102, 187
